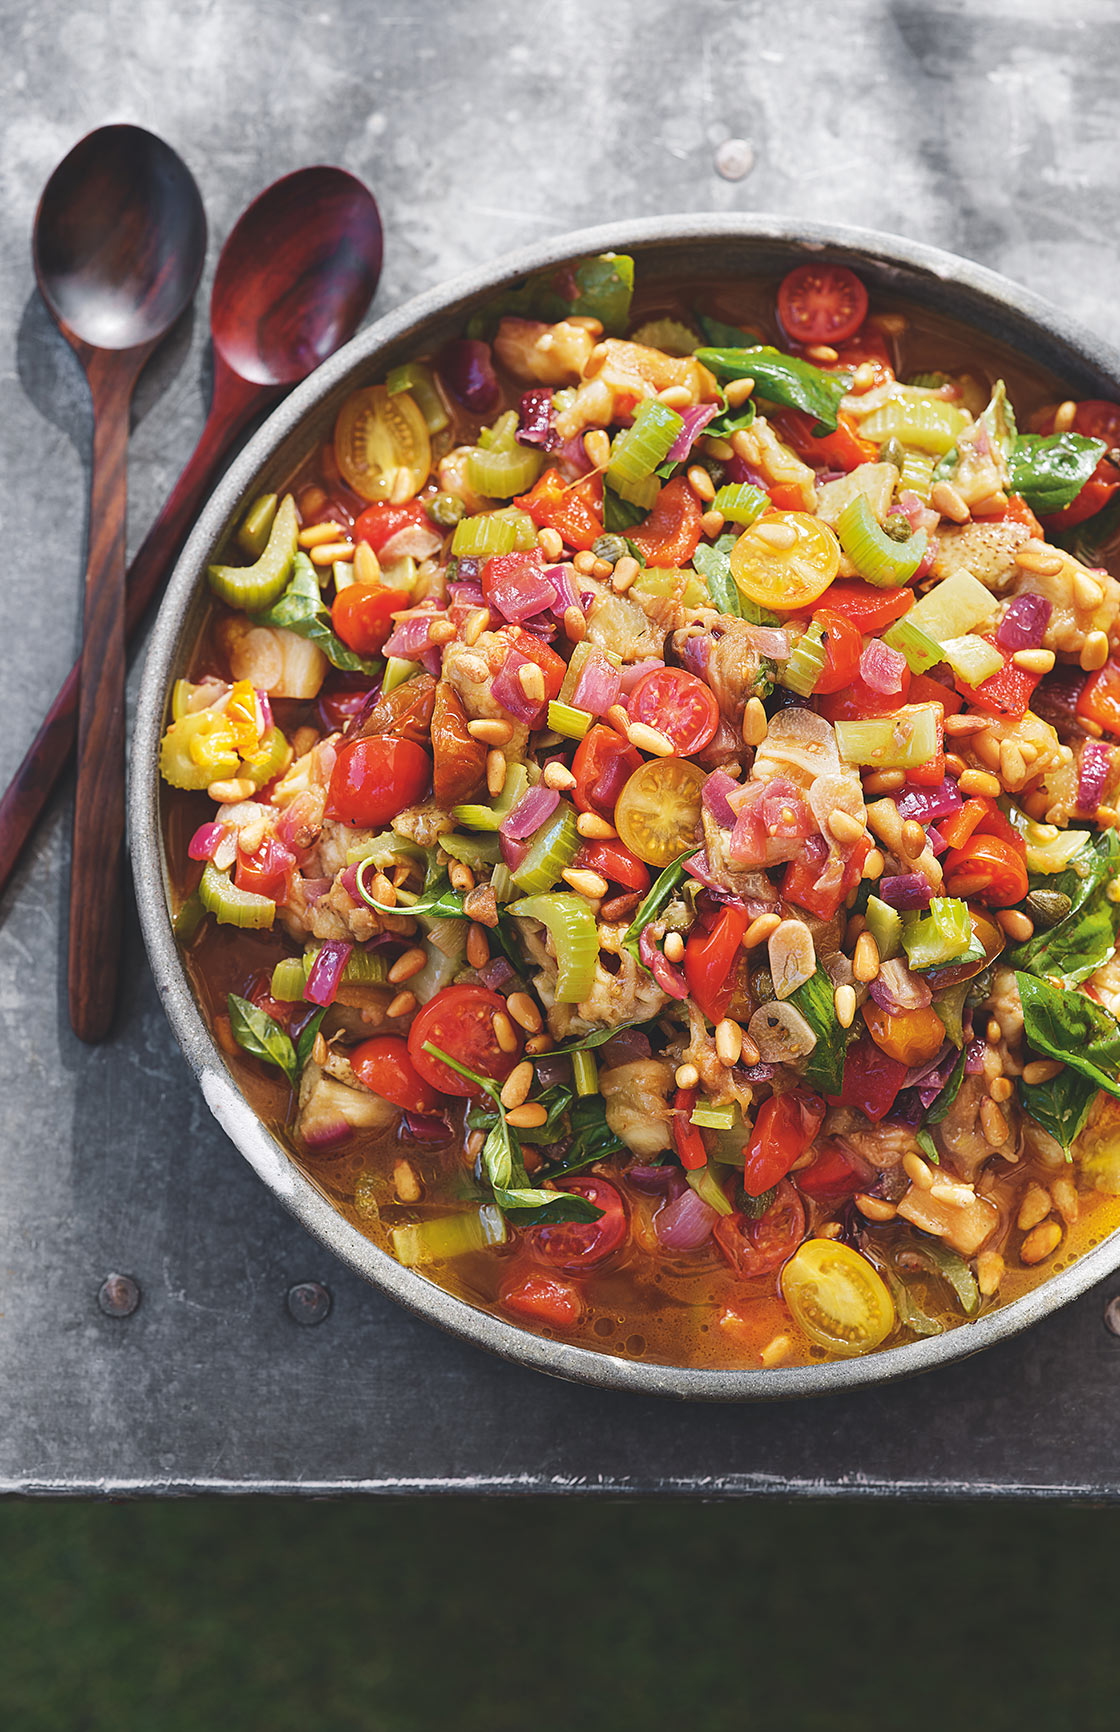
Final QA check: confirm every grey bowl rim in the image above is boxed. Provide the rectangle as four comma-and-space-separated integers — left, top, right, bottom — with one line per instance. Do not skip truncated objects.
131, 210, 1120, 1403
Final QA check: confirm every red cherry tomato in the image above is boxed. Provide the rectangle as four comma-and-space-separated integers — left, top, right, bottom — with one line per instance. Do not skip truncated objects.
350, 1035, 439, 1114
353, 500, 430, 553
796, 1140, 865, 1200
316, 677, 379, 734
627, 476, 703, 568
684, 904, 750, 1025
770, 409, 878, 473
331, 585, 411, 658
500, 1272, 584, 1331
832, 329, 895, 386
574, 839, 650, 893
671, 1088, 708, 1171
943, 835, 1030, 908
628, 666, 720, 755
812, 608, 864, 694
325, 736, 430, 826
813, 579, 913, 634
1031, 402, 1120, 529
572, 723, 643, 816
743, 1089, 826, 1198
407, 984, 522, 1096
777, 264, 869, 347
527, 1177, 628, 1270
833, 1034, 908, 1123
245, 971, 294, 1029
234, 834, 297, 903
713, 1179, 807, 1279
952, 637, 1041, 719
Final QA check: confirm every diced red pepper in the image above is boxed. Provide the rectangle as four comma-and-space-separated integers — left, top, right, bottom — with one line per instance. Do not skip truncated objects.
771, 408, 879, 473
672, 1088, 708, 1171
1078, 654, 1120, 737
909, 671, 965, 717
514, 467, 603, 551
953, 637, 1041, 719
781, 833, 870, 922
684, 904, 750, 1024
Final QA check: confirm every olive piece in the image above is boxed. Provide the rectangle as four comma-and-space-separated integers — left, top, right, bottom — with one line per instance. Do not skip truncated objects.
880, 435, 906, 471
1025, 889, 1073, 929
591, 533, 628, 566
883, 512, 914, 543
426, 491, 465, 528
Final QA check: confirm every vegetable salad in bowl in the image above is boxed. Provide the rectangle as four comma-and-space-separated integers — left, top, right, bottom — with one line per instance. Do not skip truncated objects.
158, 248, 1120, 1370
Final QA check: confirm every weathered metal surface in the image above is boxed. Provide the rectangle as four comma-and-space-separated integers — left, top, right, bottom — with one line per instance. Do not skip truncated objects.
4, 0, 1120, 1494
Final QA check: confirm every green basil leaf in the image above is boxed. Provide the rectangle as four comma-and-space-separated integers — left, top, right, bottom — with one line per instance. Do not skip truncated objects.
621, 854, 693, 967
695, 311, 763, 348
706, 394, 757, 439
1017, 1065, 1098, 1155
915, 1126, 941, 1167
294, 1007, 327, 1077
1008, 831, 1120, 984
692, 345, 848, 432
493, 1188, 603, 1225
227, 993, 298, 1089
924, 1048, 966, 1126
1009, 433, 1107, 515
691, 534, 741, 617
789, 968, 848, 1096
1015, 973, 1120, 1099
254, 555, 381, 676
603, 486, 648, 534
556, 1022, 643, 1054
547, 1094, 624, 1176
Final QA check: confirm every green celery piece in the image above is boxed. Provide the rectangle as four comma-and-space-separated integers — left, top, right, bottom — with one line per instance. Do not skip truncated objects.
940, 634, 1005, 685
693, 344, 848, 431
467, 443, 543, 498
237, 492, 278, 559
1009, 433, 1106, 515
858, 388, 971, 456
881, 613, 945, 674
158, 709, 239, 791
779, 621, 826, 697
864, 895, 902, 962
607, 399, 684, 487
836, 493, 927, 587
452, 762, 530, 832
903, 568, 995, 641
511, 807, 580, 895
686, 1163, 735, 1215
901, 899, 973, 969
269, 957, 308, 1002
439, 831, 502, 867
392, 1206, 508, 1266
1015, 972, 1120, 1100
382, 656, 418, 694
386, 360, 450, 433
690, 1101, 736, 1130
508, 892, 598, 1002
451, 508, 536, 557
834, 704, 941, 770
242, 727, 292, 792
199, 863, 274, 931
571, 1049, 598, 1097
547, 700, 592, 740
173, 891, 205, 945
712, 482, 768, 526
210, 493, 298, 611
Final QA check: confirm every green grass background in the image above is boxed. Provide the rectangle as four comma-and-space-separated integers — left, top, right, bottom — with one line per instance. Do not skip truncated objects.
1, 1501, 1116, 1728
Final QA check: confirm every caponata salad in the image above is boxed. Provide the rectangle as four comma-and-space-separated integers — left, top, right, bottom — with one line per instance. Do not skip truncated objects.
161, 252, 1120, 1368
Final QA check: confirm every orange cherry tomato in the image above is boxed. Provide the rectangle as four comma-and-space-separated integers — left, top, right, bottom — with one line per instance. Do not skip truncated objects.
571, 724, 643, 816
331, 585, 411, 657
515, 467, 603, 551
942, 834, 1030, 908
812, 607, 864, 694
627, 476, 703, 568
628, 666, 720, 755
350, 1035, 439, 1113
407, 984, 522, 1096
776, 264, 868, 346
862, 1002, 947, 1068
325, 736, 430, 826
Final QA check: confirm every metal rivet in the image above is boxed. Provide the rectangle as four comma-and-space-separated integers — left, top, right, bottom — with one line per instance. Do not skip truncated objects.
715, 138, 754, 181
1104, 1296, 1120, 1337
98, 1273, 140, 1318
287, 1281, 331, 1326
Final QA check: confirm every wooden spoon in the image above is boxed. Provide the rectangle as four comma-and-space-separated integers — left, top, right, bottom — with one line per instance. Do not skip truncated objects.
32, 124, 207, 1042
4, 165, 383, 940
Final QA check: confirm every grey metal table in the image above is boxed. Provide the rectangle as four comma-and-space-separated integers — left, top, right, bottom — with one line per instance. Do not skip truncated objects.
4, 0, 1120, 1497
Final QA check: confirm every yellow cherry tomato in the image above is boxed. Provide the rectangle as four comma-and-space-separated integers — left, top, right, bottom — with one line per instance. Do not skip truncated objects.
862, 1002, 947, 1068
613, 757, 706, 868
780, 1239, 895, 1357
334, 385, 431, 503
729, 511, 840, 612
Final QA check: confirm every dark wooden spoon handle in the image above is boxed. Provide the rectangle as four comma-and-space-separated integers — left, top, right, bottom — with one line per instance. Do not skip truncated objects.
0, 362, 271, 905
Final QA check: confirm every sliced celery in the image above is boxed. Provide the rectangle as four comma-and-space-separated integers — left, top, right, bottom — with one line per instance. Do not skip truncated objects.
490, 863, 515, 903
509, 891, 598, 1001
199, 862, 275, 930
712, 482, 768, 526
607, 399, 684, 487
242, 727, 293, 792
467, 443, 544, 499
382, 657, 419, 695
572, 1049, 599, 1096
881, 614, 945, 674
897, 449, 935, 502
439, 831, 503, 866
452, 763, 530, 832
270, 957, 308, 1002
941, 634, 1005, 686
237, 492, 278, 559
835, 702, 941, 770
779, 621, 826, 696
333, 558, 358, 593
859, 388, 972, 456
511, 807, 581, 895
380, 554, 418, 592
902, 898, 974, 969
304, 942, 388, 985
386, 361, 450, 434
548, 700, 593, 740
558, 641, 596, 706
208, 493, 298, 612
477, 410, 520, 451
686, 1163, 735, 1216
836, 493, 927, 588
170, 678, 202, 721
347, 830, 427, 868
903, 570, 996, 643
392, 1205, 508, 1266
611, 472, 662, 511
628, 317, 699, 356
451, 508, 536, 556
864, 895, 902, 963
690, 1100, 736, 1130
159, 709, 239, 791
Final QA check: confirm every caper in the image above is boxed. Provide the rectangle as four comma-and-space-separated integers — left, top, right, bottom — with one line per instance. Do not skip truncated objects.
883, 512, 914, 542
591, 533, 628, 566
1025, 889, 1073, 929
738, 1183, 778, 1218
426, 491, 465, 528
880, 436, 906, 472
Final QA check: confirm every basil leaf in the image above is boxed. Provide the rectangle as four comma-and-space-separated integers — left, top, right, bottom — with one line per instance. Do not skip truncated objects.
547, 1093, 624, 1177
691, 534, 741, 617
1017, 1065, 1098, 1155
693, 345, 848, 432
924, 1047, 966, 1126
789, 968, 848, 1096
494, 1188, 602, 1225
294, 1007, 327, 1077
915, 1127, 941, 1167
1007, 831, 1120, 984
695, 311, 763, 348
706, 393, 757, 439
227, 993, 298, 1089
621, 853, 693, 966
1015, 972, 1120, 1099
469, 1083, 574, 1145
557, 1022, 644, 1054
1009, 433, 1107, 515
254, 555, 381, 676
603, 486, 648, 533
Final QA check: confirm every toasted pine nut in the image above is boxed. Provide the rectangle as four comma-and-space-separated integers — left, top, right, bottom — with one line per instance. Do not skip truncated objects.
903, 1151, 934, 1190
393, 1159, 422, 1203
538, 527, 564, 560
563, 867, 609, 899
806, 343, 839, 363
740, 1033, 761, 1066
742, 697, 768, 747
543, 760, 577, 791
605, 703, 632, 735
518, 662, 546, 703
752, 520, 798, 550
986, 1017, 1003, 1046
900, 818, 927, 859
1014, 543, 1064, 576
724, 377, 755, 406
997, 908, 1034, 941
1081, 630, 1110, 672
353, 540, 381, 584
448, 860, 475, 894
977, 1250, 1004, 1296
208, 777, 254, 803
1074, 570, 1105, 611
866, 798, 904, 853
1011, 647, 1055, 674
701, 508, 726, 537
506, 991, 543, 1033
930, 1180, 977, 1209
989, 1076, 1013, 1103
828, 809, 865, 846
466, 923, 490, 969
298, 521, 348, 548
525, 1032, 553, 1056
506, 1102, 548, 1129
626, 720, 675, 756
863, 849, 885, 879
387, 989, 418, 1019
674, 1063, 700, 1090
853, 930, 880, 984
368, 871, 396, 907
980, 1098, 1009, 1146
388, 946, 427, 984
663, 930, 685, 962
1022, 1058, 1064, 1084
573, 550, 598, 576
312, 1031, 329, 1067
1020, 1219, 1062, 1265
930, 480, 970, 522
237, 816, 267, 855
957, 768, 1002, 799
687, 464, 716, 502
310, 540, 355, 565
1051, 1176, 1079, 1225
999, 740, 1027, 789
742, 910, 781, 949
834, 983, 856, 1029
862, 769, 906, 795
486, 749, 507, 797
1017, 1183, 1053, 1232
492, 1011, 518, 1053
576, 811, 616, 839
467, 717, 514, 745
715, 1018, 743, 1067
611, 555, 640, 592
944, 713, 993, 736
855, 1194, 897, 1222
455, 651, 489, 683
583, 428, 611, 468
500, 1060, 535, 1110
563, 605, 587, 642
461, 606, 490, 647
657, 384, 693, 409
759, 1333, 792, 1368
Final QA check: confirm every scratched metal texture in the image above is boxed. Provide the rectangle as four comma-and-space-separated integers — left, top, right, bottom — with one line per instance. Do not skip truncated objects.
4, 0, 1120, 1497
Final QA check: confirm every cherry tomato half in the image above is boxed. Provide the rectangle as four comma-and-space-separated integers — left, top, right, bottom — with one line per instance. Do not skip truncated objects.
353, 500, 430, 553
714, 1179, 807, 1279
326, 736, 431, 826
500, 1272, 584, 1331
770, 408, 878, 474
614, 756, 706, 868
574, 839, 650, 893
407, 984, 523, 1097
942, 834, 1030, 908
334, 385, 430, 503
234, 834, 296, 903
777, 264, 869, 347
527, 1177, 627, 1270
627, 476, 703, 568
811, 608, 864, 694
730, 511, 840, 613
628, 666, 720, 756
743, 1089, 826, 1198
350, 1035, 439, 1114
685, 904, 750, 1025
572, 724, 643, 816
832, 1034, 907, 1123
862, 1001, 947, 1068
780, 1239, 895, 1357
331, 585, 411, 657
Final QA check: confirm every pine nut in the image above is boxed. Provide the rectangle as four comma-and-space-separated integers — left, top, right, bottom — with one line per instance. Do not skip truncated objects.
704, 437, 734, 461
518, 662, 546, 703
455, 651, 489, 683
237, 816, 267, 855
353, 541, 381, 584
866, 799, 904, 853
663, 930, 685, 962
742, 697, 768, 747
856, 1194, 898, 1221
466, 923, 490, 969
828, 809, 865, 846
853, 930, 880, 983
573, 550, 598, 576
461, 606, 490, 647
1051, 1176, 1079, 1224
977, 1250, 1004, 1295
989, 1076, 1014, 1103
605, 704, 631, 736
500, 1060, 535, 1110
752, 520, 798, 550
388, 946, 427, 984
1022, 1057, 1064, 1085
1074, 570, 1105, 611
930, 480, 970, 522
957, 768, 1002, 799
387, 989, 418, 1019
590, 556, 613, 579
310, 540, 355, 565
740, 1033, 761, 1066
486, 749, 507, 797
1053, 399, 1078, 432
675, 1063, 700, 1090
657, 384, 693, 409
562, 867, 609, 898
467, 718, 514, 745
701, 509, 726, 538
900, 819, 927, 859
1020, 1219, 1062, 1265
863, 849, 885, 879
506, 991, 543, 1033
576, 811, 616, 839
393, 1159, 422, 1203
1011, 648, 1055, 674
834, 984, 856, 1029
543, 761, 577, 791
930, 1180, 977, 1209
997, 908, 1034, 941
506, 1102, 548, 1129
492, 1011, 518, 1053
980, 1098, 1009, 1146
369, 871, 396, 907
1081, 630, 1110, 672
525, 1032, 554, 1056
742, 910, 781, 949
612, 555, 640, 592
312, 1031, 328, 1067
298, 521, 348, 548
1014, 543, 1064, 576
538, 527, 564, 560
863, 769, 906, 795
903, 1152, 934, 1190
944, 713, 994, 736
806, 343, 839, 364
1017, 1183, 1053, 1232
583, 429, 611, 468
715, 1018, 743, 1067
985, 1017, 1003, 1046
208, 777, 254, 803
724, 377, 755, 406
626, 720, 675, 756
687, 464, 716, 502
563, 606, 587, 642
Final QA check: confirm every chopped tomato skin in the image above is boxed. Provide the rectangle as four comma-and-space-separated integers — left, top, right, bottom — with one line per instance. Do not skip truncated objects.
953, 638, 1041, 719
832, 1035, 908, 1123
817, 665, 912, 721
782, 834, 871, 922
796, 1141, 865, 1201
331, 585, 411, 657
497, 625, 567, 702
812, 608, 863, 694
714, 1179, 807, 1278
500, 1273, 584, 1331
574, 839, 650, 893
234, 834, 296, 903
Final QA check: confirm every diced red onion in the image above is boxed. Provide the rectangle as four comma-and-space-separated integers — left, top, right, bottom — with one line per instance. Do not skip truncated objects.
679, 634, 712, 676
517, 387, 559, 450
682, 850, 752, 906
298, 877, 330, 906
546, 563, 581, 615
664, 403, 719, 463
571, 652, 622, 716
255, 691, 274, 732
188, 822, 227, 862
724, 452, 767, 488
599, 1028, 652, 1066
869, 958, 932, 1014
304, 940, 353, 1008
301, 1115, 353, 1152
401, 1112, 450, 1143
627, 1162, 686, 1196
499, 832, 528, 870
702, 769, 740, 828
555, 433, 596, 477
478, 956, 516, 991
620, 656, 665, 693
491, 656, 546, 725
483, 560, 558, 623
996, 592, 1052, 650
382, 610, 445, 661
449, 581, 488, 609
878, 873, 934, 910
904, 1043, 957, 1108
965, 1038, 988, 1075
898, 490, 939, 535
638, 925, 689, 998
436, 338, 499, 412
1079, 741, 1112, 811
499, 784, 560, 841
926, 825, 948, 856
655, 1186, 718, 1250
896, 778, 961, 824
338, 864, 363, 902
743, 625, 791, 660
860, 638, 908, 695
